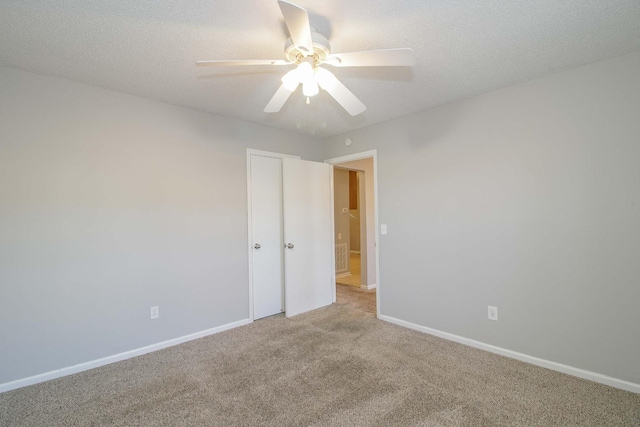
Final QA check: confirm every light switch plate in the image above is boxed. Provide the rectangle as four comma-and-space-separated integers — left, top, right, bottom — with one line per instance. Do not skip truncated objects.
381, 224, 387, 235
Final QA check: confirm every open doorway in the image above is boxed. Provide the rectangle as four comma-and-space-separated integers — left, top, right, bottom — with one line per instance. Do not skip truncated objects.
326, 151, 379, 317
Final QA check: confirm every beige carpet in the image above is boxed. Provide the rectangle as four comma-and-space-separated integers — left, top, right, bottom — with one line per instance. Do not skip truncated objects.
337, 283, 376, 314
1, 304, 639, 426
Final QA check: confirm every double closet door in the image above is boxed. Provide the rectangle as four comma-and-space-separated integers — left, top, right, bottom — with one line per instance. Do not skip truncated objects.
250, 154, 334, 319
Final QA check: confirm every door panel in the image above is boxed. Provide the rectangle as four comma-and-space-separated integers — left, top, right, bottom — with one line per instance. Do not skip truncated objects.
250, 155, 284, 319
283, 158, 334, 318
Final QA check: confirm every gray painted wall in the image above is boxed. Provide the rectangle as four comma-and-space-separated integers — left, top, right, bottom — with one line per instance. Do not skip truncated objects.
0, 66, 323, 384
323, 51, 640, 384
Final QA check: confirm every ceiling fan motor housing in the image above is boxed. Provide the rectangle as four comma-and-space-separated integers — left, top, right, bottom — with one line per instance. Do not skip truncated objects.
284, 30, 331, 64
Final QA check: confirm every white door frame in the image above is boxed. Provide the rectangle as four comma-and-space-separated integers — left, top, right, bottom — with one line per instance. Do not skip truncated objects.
246, 149, 300, 322
325, 150, 380, 318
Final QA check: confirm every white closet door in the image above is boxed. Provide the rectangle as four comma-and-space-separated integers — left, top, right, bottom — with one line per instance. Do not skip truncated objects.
282, 158, 334, 318
250, 155, 284, 319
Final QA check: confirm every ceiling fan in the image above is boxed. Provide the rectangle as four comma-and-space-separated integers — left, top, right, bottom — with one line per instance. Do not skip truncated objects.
196, 0, 415, 116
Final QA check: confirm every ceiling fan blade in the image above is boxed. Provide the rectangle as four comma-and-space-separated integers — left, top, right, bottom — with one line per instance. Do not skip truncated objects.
196, 59, 291, 67
315, 68, 366, 116
264, 84, 295, 113
277, 0, 314, 55
325, 48, 415, 67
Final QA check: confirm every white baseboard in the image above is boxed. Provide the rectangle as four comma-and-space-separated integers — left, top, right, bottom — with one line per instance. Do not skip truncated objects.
0, 318, 252, 394
335, 272, 352, 278
360, 283, 377, 290
378, 315, 640, 394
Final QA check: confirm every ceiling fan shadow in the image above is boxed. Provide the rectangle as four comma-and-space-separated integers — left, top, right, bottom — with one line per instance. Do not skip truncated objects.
334, 67, 415, 82
309, 15, 332, 41
196, 69, 286, 79
312, 92, 368, 125
276, 7, 333, 46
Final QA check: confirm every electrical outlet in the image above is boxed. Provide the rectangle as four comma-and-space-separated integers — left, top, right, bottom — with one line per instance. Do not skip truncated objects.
488, 306, 498, 321
150, 306, 159, 319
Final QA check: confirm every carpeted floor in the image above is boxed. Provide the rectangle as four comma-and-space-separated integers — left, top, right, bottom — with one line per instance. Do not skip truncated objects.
1, 304, 639, 426
336, 283, 376, 314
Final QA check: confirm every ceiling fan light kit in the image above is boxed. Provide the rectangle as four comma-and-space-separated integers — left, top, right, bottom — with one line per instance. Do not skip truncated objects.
196, 0, 415, 116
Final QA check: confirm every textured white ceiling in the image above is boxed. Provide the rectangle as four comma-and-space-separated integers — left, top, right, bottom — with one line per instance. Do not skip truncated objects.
1, 0, 640, 138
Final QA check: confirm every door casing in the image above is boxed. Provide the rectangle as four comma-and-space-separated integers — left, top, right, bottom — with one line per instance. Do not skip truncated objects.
325, 150, 380, 318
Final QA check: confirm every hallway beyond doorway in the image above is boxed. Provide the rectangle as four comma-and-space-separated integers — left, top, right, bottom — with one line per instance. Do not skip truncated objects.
327, 149, 379, 317
336, 253, 361, 287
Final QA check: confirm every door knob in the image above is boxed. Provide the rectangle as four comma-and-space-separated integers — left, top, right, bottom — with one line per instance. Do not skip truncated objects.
254, 243, 261, 249
286, 243, 294, 249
